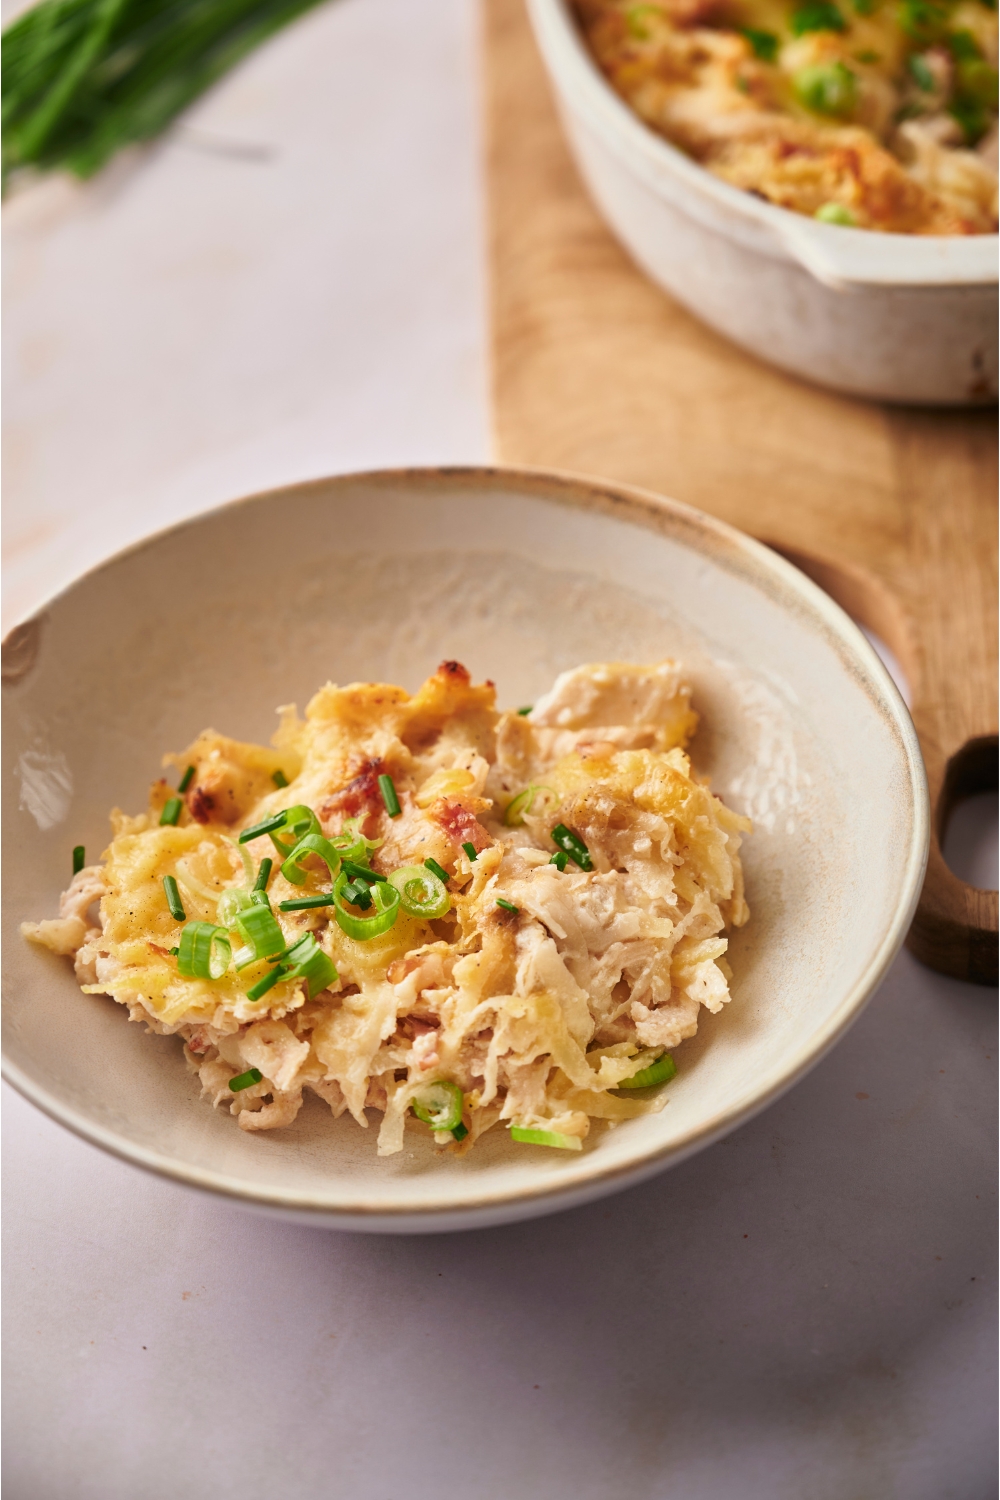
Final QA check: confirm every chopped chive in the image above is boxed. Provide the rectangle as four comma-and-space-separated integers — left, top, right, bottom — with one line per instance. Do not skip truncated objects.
228, 1067, 263, 1093
341, 880, 373, 910
452, 1122, 469, 1142
253, 857, 273, 892
246, 964, 287, 1002
160, 797, 183, 827
178, 765, 195, 794
278, 894, 336, 911
462, 842, 478, 862
496, 898, 519, 913
517, 706, 533, 716
272, 769, 289, 789
239, 811, 289, 844
169, 946, 179, 956
163, 876, 186, 922
340, 858, 387, 883
72, 845, 85, 875
551, 823, 593, 871
378, 773, 401, 817
424, 857, 450, 884
550, 850, 569, 871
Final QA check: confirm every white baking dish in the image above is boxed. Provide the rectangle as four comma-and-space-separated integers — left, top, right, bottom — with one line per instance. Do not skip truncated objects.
527, 0, 999, 404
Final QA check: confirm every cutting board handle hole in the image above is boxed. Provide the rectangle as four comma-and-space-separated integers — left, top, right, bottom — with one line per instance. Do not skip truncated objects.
940, 738, 999, 893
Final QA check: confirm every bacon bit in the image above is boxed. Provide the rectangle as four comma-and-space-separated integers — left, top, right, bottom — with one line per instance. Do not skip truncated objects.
320, 757, 387, 821
387, 953, 424, 985
432, 798, 492, 853
147, 941, 174, 957
438, 660, 470, 682
187, 786, 216, 824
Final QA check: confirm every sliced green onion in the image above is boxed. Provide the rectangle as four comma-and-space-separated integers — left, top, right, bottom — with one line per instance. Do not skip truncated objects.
742, 25, 778, 59
504, 783, 541, 827
231, 904, 285, 969
339, 816, 384, 855
378, 773, 401, 817
160, 797, 183, 827
517, 706, 533, 715
617, 1052, 677, 1089
281, 832, 343, 887
550, 850, 569, 872
332, 872, 400, 940
229, 1067, 262, 1093
163, 875, 186, 922
340, 858, 387, 884
268, 805, 322, 857
791, 0, 846, 32
169, 945, 179, 956
551, 824, 593, 871
462, 841, 478, 862
793, 59, 857, 115
510, 1125, 583, 1151
389, 865, 451, 920
496, 898, 519, 913
246, 964, 287, 1002
282, 932, 338, 998
424, 857, 450, 884
238, 811, 290, 844
411, 1080, 464, 1131
253, 857, 273, 892
815, 202, 856, 224
249, 889, 272, 908
341, 880, 373, 909
452, 1122, 469, 1142
278, 894, 336, 911
178, 765, 195, 794
908, 52, 936, 89
177, 921, 231, 980
72, 845, 85, 875
216, 887, 254, 928
272, 769, 289, 789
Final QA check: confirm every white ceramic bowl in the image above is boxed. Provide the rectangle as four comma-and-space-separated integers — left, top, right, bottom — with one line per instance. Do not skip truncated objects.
528, 0, 999, 405
2, 468, 929, 1232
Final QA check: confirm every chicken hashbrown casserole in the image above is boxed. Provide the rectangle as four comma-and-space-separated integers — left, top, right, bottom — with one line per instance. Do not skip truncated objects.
574, 0, 998, 232
23, 660, 750, 1156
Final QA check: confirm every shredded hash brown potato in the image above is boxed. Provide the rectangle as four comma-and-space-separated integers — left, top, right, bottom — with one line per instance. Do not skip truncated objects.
574, 0, 998, 233
23, 660, 750, 1156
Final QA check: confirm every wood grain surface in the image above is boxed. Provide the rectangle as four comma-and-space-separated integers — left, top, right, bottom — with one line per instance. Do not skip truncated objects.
485, 0, 998, 984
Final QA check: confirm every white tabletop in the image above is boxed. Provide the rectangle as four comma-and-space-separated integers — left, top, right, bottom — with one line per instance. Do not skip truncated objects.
3, 2, 997, 1495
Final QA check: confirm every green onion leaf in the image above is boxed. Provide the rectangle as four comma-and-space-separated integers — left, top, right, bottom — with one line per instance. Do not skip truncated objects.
249, 889, 272, 908
278, 893, 336, 911
332, 871, 400, 941
496, 897, 519, 913
792, 60, 857, 115
177, 921, 231, 980
216, 887, 254, 928
424, 857, 450, 884
72, 844, 85, 875
389, 865, 451, 920
742, 25, 779, 59
169, 946, 179, 956
163, 875, 186, 922
378, 773, 401, 817
510, 1125, 583, 1151
246, 964, 287, 1002
791, 0, 846, 32
411, 1080, 464, 1131
908, 52, 936, 89
452, 1122, 469, 1142
550, 850, 569, 872
280, 831, 343, 888
267, 805, 322, 857
462, 841, 478, 862
253, 857, 273, 892
340, 858, 387, 884
341, 880, 373, 909
504, 783, 547, 827
815, 201, 856, 224
178, 765, 195, 794
272, 769, 289, 788
231, 903, 285, 969
229, 1067, 262, 1093
551, 824, 593, 871
617, 1052, 677, 1089
516, 706, 533, 716
282, 932, 338, 998
238, 811, 291, 844
160, 797, 183, 827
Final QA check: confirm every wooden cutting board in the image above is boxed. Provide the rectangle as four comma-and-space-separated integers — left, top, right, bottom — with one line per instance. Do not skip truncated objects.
484, 0, 998, 984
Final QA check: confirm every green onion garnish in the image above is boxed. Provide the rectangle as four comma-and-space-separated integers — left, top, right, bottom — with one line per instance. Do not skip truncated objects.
247, 964, 287, 1002
791, 0, 846, 32
411, 1080, 464, 1132
216, 887, 254, 927
169, 946, 179, 956
551, 824, 593, 871
281, 932, 338, 997
229, 1067, 262, 1093
378, 773, 401, 817
510, 1125, 583, 1151
239, 811, 293, 844
504, 783, 550, 827
272, 769, 289, 789
281, 832, 343, 887
517, 706, 533, 716
332, 871, 400, 941
231, 903, 285, 969
462, 841, 478, 862
163, 875, 186, 922
178, 765, 195, 794
550, 850, 569, 872
389, 865, 451, 920
424, 857, 450, 884
452, 1122, 469, 1142
742, 25, 778, 59
340, 858, 387, 884
617, 1052, 677, 1089
177, 921, 231, 979
278, 894, 336, 911
253, 857, 273, 892
496, 898, 519, 913
72, 845, 85, 875
160, 797, 183, 827
341, 879, 373, 910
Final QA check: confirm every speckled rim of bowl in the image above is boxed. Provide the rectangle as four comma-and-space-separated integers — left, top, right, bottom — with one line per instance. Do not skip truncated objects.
527, 0, 1000, 291
1, 467, 930, 1229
